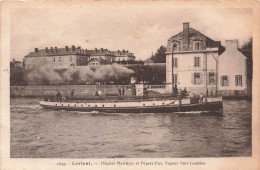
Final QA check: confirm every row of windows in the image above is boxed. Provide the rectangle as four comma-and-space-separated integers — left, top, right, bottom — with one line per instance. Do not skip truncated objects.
221, 75, 242, 86
172, 73, 242, 86
173, 57, 200, 68
170, 41, 202, 52
53, 56, 73, 62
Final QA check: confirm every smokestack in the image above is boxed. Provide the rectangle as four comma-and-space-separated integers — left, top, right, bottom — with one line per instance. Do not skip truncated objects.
65, 46, 69, 51
45, 47, 48, 53
183, 22, 190, 51
51, 47, 54, 52
72, 45, 75, 51
35, 48, 38, 53
55, 47, 58, 52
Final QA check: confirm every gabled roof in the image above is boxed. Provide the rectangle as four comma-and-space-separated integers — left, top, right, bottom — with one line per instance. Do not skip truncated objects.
168, 28, 215, 42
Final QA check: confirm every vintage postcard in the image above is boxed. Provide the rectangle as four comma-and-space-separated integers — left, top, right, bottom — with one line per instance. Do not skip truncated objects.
1, 0, 260, 170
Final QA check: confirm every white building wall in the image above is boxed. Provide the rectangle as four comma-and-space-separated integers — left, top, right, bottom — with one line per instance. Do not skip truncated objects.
25, 55, 77, 69
166, 50, 218, 95
218, 40, 247, 93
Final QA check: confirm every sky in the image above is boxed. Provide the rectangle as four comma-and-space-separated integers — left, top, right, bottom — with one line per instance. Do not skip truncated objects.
11, 5, 252, 61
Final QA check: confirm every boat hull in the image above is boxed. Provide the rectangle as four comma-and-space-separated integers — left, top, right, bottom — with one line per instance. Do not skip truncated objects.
39, 97, 223, 114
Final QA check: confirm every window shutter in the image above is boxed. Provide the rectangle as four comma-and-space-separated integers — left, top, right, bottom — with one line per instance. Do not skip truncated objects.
176, 58, 178, 67
191, 73, 194, 84
200, 73, 203, 84
235, 76, 237, 86
227, 76, 230, 86
206, 73, 209, 84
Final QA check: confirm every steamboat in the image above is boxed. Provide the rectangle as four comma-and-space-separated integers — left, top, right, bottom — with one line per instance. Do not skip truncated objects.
39, 90, 223, 114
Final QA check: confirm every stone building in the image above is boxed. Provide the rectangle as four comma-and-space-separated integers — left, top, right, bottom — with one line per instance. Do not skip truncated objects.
24, 46, 135, 69
166, 22, 224, 95
112, 50, 135, 62
218, 40, 248, 96
88, 48, 116, 64
24, 45, 90, 70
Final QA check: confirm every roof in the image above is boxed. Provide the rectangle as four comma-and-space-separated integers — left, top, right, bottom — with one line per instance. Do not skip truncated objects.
88, 58, 111, 65
24, 47, 90, 58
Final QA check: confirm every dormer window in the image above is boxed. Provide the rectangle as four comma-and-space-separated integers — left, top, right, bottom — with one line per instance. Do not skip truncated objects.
193, 41, 202, 51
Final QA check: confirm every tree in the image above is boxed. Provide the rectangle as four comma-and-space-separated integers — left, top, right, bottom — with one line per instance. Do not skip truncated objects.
240, 38, 252, 96
151, 45, 167, 63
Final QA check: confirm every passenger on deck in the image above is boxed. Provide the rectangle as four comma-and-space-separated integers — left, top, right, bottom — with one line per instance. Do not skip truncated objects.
98, 90, 102, 99
200, 93, 204, 103
71, 89, 75, 97
56, 92, 62, 101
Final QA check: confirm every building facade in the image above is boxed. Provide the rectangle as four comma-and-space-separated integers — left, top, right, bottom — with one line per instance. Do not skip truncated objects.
24, 46, 90, 70
218, 40, 247, 96
166, 22, 224, 95
24, 46, 135, 69
112, 50, 135, 62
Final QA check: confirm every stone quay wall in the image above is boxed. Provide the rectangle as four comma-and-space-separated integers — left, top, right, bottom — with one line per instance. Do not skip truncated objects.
10, 85, 134, 98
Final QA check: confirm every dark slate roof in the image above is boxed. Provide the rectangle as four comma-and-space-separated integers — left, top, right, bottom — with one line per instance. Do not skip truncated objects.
168, 28, 215, 42
25, 47, 90, 58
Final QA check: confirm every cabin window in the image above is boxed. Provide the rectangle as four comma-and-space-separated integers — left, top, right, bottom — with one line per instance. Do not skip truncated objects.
221, 76, 229, 86
208, 72, 215, 84
235, 75, 242, 86
194, 57, 200, 67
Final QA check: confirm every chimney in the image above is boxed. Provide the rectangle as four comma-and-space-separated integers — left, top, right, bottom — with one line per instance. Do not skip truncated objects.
65, 46, 69, 51
101, 48, 103, 52
225, 40, 239, 48
55, 47, 58, 52
35, 48, 38, 53
45, 47, 49, 53
51, 47, 54, 52
123, 49, 125, 53
183, 22, 190, 51
85, 49, 88, 53
95, 48, 97, 52
78, 46, 81, 50
72, 45, 75, 51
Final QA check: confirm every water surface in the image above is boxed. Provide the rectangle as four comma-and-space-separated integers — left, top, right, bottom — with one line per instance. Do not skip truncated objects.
10, 98, 251, 158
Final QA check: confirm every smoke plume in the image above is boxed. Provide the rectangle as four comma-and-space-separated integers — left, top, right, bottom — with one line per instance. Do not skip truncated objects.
26, 64, 134, 85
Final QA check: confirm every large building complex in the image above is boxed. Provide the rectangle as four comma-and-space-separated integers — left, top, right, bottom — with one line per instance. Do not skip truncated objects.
166, 22, 225, 95
24, 46, 135, 69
